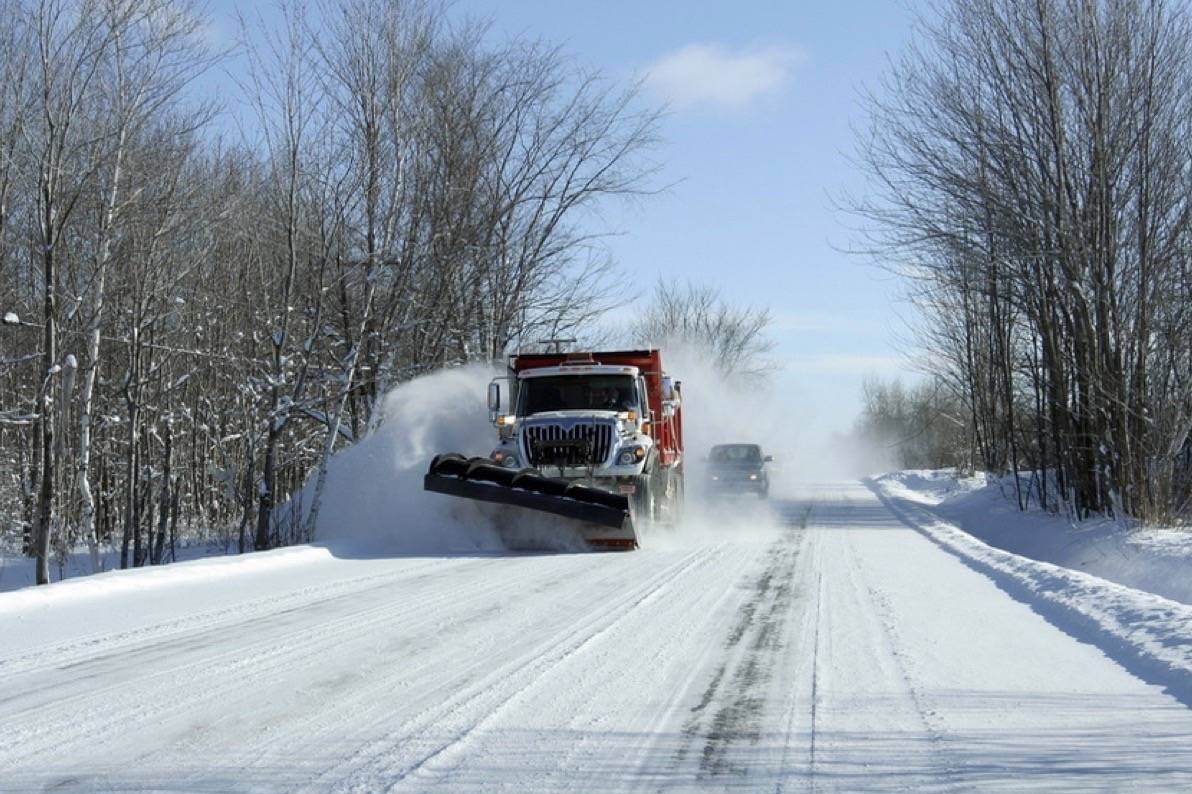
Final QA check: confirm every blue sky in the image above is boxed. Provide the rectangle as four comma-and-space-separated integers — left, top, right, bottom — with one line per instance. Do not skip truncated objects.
207, 1, 923, 441
447, 0, 923, 439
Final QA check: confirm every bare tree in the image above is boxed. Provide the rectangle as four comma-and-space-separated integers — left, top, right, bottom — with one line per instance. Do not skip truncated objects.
631, 279, 775, 383
75, 0, 214, 571
239, 0, 338, 550
0, 0, 664, 575
26, 0, 115, 584
856, 376, 971, 471
853, 0, 1192, 520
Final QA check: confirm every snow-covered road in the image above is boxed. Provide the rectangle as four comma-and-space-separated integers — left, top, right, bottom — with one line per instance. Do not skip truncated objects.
3, 481, 1192, 792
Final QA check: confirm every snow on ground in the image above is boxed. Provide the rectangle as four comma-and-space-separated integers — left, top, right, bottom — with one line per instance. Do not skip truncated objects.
871, 470, 1192, 706
877, 469, 1192, 604
4, 481, 1192, 792
0, 540, 237, 594
5, 360, 1192, 789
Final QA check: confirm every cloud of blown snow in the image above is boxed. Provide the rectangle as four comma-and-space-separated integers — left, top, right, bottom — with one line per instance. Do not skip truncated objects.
310, 365, 508, 554
304, 344, 876, 556
638, 341, 885, 546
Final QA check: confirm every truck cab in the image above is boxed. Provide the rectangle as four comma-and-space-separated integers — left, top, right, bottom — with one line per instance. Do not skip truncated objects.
487, 350, 684, 522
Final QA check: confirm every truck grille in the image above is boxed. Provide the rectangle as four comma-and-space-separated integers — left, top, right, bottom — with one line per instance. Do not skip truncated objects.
524, 422, 614, 467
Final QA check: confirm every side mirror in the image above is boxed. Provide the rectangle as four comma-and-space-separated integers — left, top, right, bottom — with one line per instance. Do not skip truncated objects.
764, 455, 773, 462
487, 382, 500, 422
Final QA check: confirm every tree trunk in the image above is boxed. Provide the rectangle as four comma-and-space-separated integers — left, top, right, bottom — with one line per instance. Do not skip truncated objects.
33, 201, 57, 586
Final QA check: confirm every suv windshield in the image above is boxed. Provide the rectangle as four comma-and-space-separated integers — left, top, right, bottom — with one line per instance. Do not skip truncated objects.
710, 444, 763, 464
519, 375, 639, 415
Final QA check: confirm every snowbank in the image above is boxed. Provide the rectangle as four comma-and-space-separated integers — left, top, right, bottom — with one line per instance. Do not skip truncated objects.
0, 540, 236, 594
0, 544, 336, 617
870, 472, 1192, 705
878, 469, 1192, 605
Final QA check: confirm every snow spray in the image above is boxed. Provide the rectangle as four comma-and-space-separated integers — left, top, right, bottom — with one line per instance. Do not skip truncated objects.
309, 365, 509, 555
633, 344, 796, 547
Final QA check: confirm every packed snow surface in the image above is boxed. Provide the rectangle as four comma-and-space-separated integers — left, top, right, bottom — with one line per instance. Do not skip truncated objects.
5, 364, 1192, 789
4, 480, 1192, 791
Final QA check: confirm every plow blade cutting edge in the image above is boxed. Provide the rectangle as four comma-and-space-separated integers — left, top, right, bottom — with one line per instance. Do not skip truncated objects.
423, 454, 637, 549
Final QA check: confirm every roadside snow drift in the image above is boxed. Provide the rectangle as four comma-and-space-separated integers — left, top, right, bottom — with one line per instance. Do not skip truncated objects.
870, 473, 1192, 705
879, 469, 1192, 605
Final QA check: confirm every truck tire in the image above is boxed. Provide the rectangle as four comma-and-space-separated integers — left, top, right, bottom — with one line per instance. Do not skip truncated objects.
633, 472, 656, 523
669, 464, 685, 524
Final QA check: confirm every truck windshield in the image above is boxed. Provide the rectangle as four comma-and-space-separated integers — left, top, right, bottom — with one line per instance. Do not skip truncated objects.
519, 375, 639, 414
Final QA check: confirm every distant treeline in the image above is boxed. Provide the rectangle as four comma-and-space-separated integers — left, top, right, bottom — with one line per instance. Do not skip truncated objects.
855, 0, 1192, 521
0, 0, 657, 583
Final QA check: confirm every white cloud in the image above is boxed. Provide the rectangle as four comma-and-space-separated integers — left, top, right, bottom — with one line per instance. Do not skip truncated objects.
643, 43, 804, 109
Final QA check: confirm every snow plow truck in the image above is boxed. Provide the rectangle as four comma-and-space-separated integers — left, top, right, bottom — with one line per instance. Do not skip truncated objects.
424, 349, 684, 549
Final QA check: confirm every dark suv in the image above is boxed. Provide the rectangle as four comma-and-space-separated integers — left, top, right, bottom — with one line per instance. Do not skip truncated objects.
706, 443, 771, 498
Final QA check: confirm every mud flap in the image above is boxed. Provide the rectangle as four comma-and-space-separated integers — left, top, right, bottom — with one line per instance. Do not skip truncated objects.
423, 454, 637, 549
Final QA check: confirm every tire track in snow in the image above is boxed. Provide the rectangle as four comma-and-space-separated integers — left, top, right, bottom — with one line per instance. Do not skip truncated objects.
768, 499, 823, 794
666, 527, 806, 786
805, 570, 824, 794
507, 543, 762, 791
0, 556, 547, 776
850, 568, 967, 787
312, 545, 722, 794
207, 551, 704, 788
832, 522, 966, 792
0, 557, 449, 679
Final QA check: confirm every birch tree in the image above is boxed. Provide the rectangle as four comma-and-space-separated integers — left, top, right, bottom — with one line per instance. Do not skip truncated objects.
76, 0, 213, 571
27, 0, 113, 584
240, 1, 333, 550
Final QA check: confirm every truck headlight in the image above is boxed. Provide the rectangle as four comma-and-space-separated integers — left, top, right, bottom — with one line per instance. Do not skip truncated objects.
617, 447, 646, 465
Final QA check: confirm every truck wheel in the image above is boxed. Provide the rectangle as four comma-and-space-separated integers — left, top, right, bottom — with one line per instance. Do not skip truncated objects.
634, 474, 655, 524
659, 466, 683, 525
